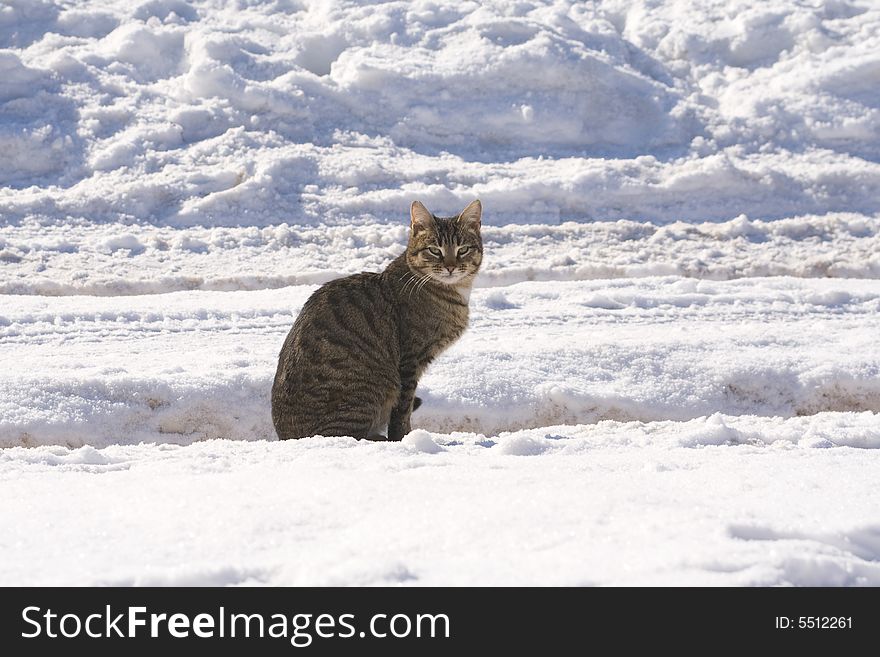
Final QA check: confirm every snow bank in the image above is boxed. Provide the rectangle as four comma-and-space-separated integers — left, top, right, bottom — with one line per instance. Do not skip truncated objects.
0, 51, 79, 185
2, 0, 880, 225
2, 278, 878, 448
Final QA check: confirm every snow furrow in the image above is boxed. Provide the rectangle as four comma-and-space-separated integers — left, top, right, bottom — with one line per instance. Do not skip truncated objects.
1, 213, 878, 296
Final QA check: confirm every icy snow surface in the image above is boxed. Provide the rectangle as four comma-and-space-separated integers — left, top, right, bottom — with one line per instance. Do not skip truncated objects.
1, 0, 879, 586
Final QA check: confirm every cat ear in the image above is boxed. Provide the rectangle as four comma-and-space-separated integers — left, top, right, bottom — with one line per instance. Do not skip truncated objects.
410, 201, 434, 235
457, 199, 482, 231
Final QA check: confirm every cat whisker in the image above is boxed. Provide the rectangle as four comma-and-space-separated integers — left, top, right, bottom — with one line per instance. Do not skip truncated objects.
400, 272, 419, 297
407, 274, 424, 300
398, 271, 428, 301
413, 273, 433, 298
409, 273, 431, 301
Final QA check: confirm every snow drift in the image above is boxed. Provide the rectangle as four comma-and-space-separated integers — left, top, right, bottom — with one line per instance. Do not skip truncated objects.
1, 0, 880, 227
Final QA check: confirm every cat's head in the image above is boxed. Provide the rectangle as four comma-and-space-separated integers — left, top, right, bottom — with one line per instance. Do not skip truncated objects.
406, 200, 483, 286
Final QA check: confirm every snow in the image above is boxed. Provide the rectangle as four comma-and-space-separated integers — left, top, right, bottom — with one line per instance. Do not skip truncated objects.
3, 0, 880, 225
2, 433, 880, 586
3, 277, 878, 448
1, 0, 879, 586
2, 213, 878, 295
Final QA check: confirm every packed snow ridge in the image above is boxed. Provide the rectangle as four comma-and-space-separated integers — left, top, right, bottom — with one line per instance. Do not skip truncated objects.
1, 213, 879, 296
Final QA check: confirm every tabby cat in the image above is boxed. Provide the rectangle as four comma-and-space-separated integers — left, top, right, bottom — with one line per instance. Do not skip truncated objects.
271, 199, 483, 441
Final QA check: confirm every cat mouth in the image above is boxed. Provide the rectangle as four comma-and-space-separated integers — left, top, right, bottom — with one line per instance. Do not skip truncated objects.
435, 271, 467, 284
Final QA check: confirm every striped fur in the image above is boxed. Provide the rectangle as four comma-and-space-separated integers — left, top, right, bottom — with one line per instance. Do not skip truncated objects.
271, 200, 483, 441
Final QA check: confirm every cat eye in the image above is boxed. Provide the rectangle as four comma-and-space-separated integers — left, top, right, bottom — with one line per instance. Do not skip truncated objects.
427, 247, 442, 257
457, 246, 471, 256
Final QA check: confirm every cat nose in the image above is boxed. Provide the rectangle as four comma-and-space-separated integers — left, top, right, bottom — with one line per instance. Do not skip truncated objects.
445, 266, 455, 274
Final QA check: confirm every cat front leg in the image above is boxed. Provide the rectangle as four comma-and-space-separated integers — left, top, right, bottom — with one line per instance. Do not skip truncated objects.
388, 363, 418, 441
388, 395, 414, 440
